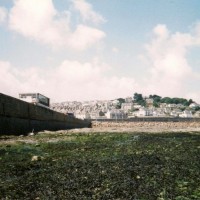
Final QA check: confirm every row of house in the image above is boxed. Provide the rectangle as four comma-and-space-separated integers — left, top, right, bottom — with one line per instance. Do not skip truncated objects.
18, 93, 200, 120
51, 97, 200, 120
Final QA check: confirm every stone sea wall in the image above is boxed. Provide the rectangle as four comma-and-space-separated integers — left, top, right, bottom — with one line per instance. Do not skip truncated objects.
92, 120, 200, 131
0, 93, 91, 135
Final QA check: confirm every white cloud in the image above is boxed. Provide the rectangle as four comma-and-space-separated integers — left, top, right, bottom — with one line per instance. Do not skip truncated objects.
0, 7, 7, 24
72, 0, 105, 24
112, 47, 119, 53
144, 23, 200, 101
8, 0, 105, 50
0, 59, 138, 102
153, 24, 169, 39
0, 61, 21, 95
67, 24, 106, 50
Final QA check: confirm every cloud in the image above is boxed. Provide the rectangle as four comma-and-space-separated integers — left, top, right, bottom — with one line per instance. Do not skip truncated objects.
144, 23, 200, 100
0, 7, 7, 24
112, 47, 119, 53
67, 24, 106, 50
72, 0, 105, 24
0, 59, 138, 102
8, 0, 105, 50
0, 61, 21, 95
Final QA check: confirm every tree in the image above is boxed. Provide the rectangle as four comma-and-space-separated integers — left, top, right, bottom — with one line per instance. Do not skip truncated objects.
188, 99, 194, 105
117, 98, 125, 104
195, 106, 200, 111
149, 94, 161, 102
160, 97, 172, 104
133, 93, 146, 106
116, 98, 125, 109
133, 93, 143, 102
153, 102, 159, 108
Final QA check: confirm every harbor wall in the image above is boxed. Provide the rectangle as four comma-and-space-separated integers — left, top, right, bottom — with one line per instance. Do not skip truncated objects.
91, 117, 200, 122
0, 93, 91, 135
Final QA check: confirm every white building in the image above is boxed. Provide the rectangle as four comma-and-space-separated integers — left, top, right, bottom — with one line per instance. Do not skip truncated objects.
105, 110, 127, 119
112, 99, 120, 106
170, 109, 182, 117
121, 103, 133, 112
189, 103, 199, 108
194, 111, 200, 118
164, 107, 171, 114
19, 93, 50, 108
125, 97, 133, 103
160, 103, 167, 108
136, 108, 153, 117
167, 104, 177, 108
90, 111, 104, 119
75, 111, 91, 119
133, 103, 142, 109
179, 110, 193, 118
153, 109, 166, 117
145, 98, 154, 107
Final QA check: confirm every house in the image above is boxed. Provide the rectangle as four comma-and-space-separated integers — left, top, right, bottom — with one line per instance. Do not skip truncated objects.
167, 104, 177, 108
136, 107, 153, 117
194, 111, 200, 118
112, 99, 120, 106
179, 110, 193, 118
105, 110, 127, 119
164, 107, 171, 114
133, 103, 141, 109
160, 103, 167, 108
121, 103, 133, 112
189, 103, 199, 108
90, 111, 104, 119
177, 104, 186, 109
19, 93, 50, 108
125, 97, 133, 103
153, 108, 166, 117
75, 111, 91, 119
145, 98, 154, 107
170, 109, 182, 117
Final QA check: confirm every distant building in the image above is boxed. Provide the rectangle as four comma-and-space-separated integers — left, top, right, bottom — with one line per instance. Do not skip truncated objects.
170, 109, 182, 117
121, 103, 133, 112
189, 103, 199, 108
112, 99, 120, 106
167, 104, 177, 108
133, 103, 141, 109
105, 110, 127, 119
153, 109, 166, 117
160, 103, 167, 108
194, 111, 200, 118
145, 98, 154, 107
19, 93, 50, 108
90, 111, 104, 119
125, 97, 133, 103
75, 111, 91, 120
179, 110, 193, 118
137, 107, 153, 116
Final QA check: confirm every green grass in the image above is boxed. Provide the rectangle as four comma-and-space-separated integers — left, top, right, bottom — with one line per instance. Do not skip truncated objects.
0, 132, 200, 199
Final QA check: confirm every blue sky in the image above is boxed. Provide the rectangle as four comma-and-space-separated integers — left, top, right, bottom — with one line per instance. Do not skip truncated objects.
0, 0, 200, 102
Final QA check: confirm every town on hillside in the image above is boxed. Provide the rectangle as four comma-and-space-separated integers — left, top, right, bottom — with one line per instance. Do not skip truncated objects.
50, 93, 200, 120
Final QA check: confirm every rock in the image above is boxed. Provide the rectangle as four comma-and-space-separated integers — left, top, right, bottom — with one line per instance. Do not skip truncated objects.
31, 156, 39, 161
31, 155, 44, 161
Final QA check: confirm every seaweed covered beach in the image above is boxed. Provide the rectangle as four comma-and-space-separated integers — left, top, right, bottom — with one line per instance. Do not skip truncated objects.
0, 131, 200, 199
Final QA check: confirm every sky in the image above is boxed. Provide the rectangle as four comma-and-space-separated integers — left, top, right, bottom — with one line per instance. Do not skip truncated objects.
0, 0, 200, 103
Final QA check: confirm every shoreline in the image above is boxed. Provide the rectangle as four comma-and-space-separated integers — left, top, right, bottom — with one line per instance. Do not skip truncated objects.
1, 121, 200, 145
